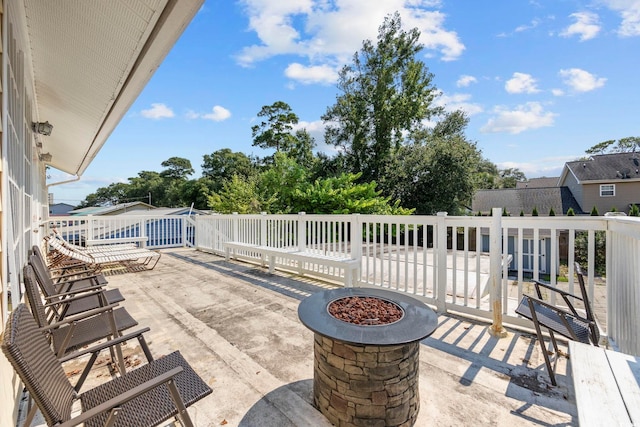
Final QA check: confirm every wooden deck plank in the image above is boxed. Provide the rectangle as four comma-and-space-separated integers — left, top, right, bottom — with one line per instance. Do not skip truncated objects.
569, 341, 631, 427
606, 349, 640, 426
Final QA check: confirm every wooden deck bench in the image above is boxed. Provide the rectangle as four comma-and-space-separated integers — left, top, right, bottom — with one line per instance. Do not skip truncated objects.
569, 341, 640, 427
223, 242, 360, 286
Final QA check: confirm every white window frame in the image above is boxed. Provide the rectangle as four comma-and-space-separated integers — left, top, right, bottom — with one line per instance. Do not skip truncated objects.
600, 184, 615, 197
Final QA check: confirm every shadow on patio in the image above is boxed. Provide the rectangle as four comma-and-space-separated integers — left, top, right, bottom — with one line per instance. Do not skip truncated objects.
56, 248, 577, 427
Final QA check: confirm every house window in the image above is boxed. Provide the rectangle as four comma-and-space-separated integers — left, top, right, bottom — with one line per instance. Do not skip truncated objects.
600, 184, 615, 197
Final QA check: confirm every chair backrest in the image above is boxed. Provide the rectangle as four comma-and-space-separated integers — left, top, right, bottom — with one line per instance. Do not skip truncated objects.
23, 264, 50, 329
46, 236, 94, 264
1, 303, 75, 425
29, 253, 63, 305
574, 262, 600, 343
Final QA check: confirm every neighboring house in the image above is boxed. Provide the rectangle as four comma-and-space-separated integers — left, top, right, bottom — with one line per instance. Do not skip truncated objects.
515, 177, 559, 189
69, 201, 155, 216
472, 187, 583, 216
49, 202, 76, 216
471, 152, 640, 274
560, 152, 640, 214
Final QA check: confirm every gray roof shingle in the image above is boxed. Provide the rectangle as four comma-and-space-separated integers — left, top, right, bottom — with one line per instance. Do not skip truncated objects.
471, 187, 584, 215
565, 152, 640, 182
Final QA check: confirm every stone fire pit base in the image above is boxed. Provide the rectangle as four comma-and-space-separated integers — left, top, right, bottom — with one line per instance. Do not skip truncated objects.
313, 333, 420, 427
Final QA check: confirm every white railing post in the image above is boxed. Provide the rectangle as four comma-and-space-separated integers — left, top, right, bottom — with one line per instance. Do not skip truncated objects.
489, 207, 508, 338
86, 215, 93, 243
232, 212, 239, 242
436, 212, 448, 312
298, 212, 306, 252
260, 212, 267, 247
350, 214, 362, 287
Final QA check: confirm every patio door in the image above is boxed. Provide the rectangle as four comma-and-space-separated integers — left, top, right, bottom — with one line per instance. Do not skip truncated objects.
522, 238, 546, 273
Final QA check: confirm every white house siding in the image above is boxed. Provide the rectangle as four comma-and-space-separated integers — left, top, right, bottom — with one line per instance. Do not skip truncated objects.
0, 2, 48, 425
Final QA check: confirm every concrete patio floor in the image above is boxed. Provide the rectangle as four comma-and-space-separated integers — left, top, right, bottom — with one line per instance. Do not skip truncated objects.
58, 248, 577, 427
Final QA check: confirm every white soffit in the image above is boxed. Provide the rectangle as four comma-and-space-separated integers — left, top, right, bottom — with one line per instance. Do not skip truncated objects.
23, 0, 203, 176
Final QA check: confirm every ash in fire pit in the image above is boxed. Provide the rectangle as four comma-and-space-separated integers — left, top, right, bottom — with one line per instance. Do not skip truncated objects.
328, 296, 403, 325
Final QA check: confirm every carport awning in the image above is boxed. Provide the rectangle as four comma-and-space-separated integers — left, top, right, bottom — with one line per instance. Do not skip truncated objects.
24, 0, 203, 175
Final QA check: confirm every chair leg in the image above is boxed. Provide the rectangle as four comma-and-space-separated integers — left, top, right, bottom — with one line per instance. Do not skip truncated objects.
527, 298, 557, 386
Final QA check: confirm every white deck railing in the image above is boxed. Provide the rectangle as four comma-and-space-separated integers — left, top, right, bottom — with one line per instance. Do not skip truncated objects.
48, 211, 640, 355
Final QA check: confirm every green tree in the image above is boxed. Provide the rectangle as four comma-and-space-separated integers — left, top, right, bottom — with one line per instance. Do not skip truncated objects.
473, 158, 501, 190
258, 153, 309, 213
630, 204, 640, 216
383, 136, 482, 215
160, 157, 194, 180
532, 207, 539, 216
591, 206, 599, 216
251, 101, 299, 152
549, 207, 556, 216
289, 129, 316, 170
201, 149, 255, 191
322, 12, 442, 184
293, 173, 413, 215
499, 168, 526, 188
585, 140, 616, 155
586, 137, 640, 154
207, 175, 265, 214
567, 207, 575, 216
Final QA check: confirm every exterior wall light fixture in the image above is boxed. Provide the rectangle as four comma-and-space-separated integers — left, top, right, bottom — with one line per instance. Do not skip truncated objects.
32, 121, 53, 136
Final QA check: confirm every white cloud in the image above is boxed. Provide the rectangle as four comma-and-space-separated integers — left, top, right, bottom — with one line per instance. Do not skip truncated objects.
551, 88, 565, 96
505, 72, 540, 94
435, 92, 483, 116
481, 102, 556, 134
285, 63, 339, 85
141, 103, 175, 119
187, 106, 232, 122
456, 75, 477, 87
497, 158, 571, 178
559, 68, 606, 92
560, 11, 601, 41
236, 0, 465, 68
515, 18, 540, 33
602, 0, 640, 36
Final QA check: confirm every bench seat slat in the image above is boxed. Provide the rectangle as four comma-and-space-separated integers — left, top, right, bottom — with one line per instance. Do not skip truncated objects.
569, 341, 633, 427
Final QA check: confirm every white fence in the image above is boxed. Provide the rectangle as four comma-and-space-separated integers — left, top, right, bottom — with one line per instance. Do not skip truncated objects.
49, 211, 640, 355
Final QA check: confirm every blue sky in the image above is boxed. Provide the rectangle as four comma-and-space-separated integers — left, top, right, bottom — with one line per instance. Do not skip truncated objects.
50, 0, 640, 206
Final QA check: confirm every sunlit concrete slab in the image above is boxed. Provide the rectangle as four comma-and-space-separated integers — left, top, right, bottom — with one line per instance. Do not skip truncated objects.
49, 248, 577, 426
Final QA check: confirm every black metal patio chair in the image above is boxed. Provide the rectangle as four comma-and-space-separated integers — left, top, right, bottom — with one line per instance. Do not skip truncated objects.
515, 262, 599, 385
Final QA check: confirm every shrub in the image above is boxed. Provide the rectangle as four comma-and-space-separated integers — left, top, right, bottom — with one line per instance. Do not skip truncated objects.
532, 207, 539, 216
590, 206, 599, 216
549, 207, 556, 216
567, 207, 575, 216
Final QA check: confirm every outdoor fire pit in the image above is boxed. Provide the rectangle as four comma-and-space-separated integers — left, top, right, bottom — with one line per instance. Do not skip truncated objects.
298, 288, 438, 427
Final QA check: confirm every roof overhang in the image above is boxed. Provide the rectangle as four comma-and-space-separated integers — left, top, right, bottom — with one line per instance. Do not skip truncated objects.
24, 0, 203, 176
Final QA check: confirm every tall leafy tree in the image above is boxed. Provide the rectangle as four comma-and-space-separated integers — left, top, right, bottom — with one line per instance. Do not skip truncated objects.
322, 12, 443, 184
159, 157, 194, 180
201, 149, 255, 191
251, 101, 299, 152
499, 168, 526, 188
586, 136, 640, 154
384, 136, 481, 215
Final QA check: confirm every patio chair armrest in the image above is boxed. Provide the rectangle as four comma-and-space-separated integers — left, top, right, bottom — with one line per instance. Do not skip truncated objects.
42, 303, 119, 329
58, 327, 152, 363
533, 280, 585, 317
52, 272, 103, 287
43, 286, 105, 301
43, 289, 106, 308
58, 367, 184, 427
533, 280, 583, 300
